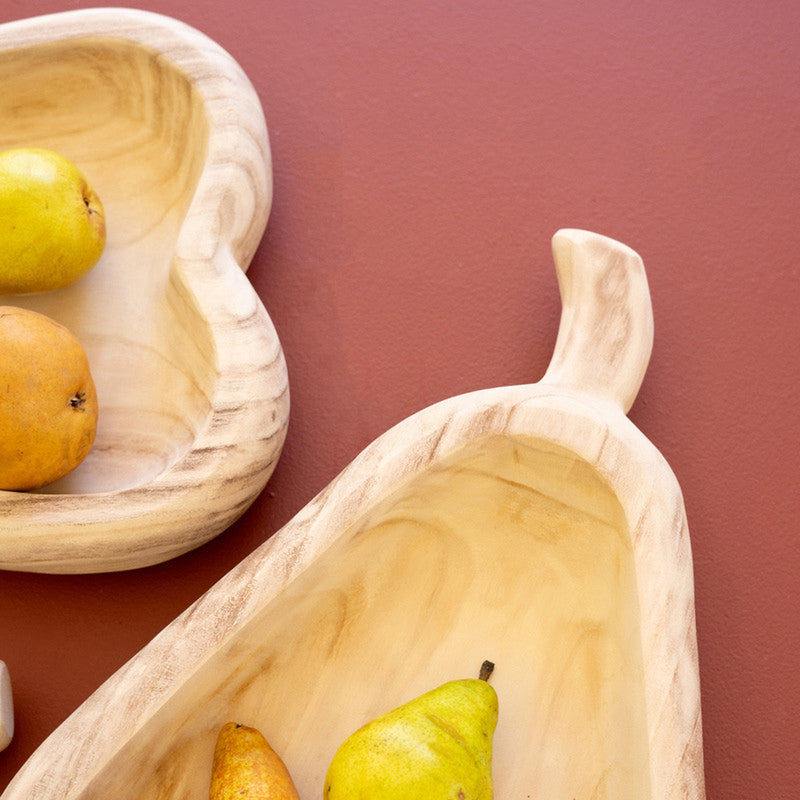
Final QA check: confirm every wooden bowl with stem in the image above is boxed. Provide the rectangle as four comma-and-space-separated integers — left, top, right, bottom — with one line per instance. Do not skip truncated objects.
1, 228, 705, 798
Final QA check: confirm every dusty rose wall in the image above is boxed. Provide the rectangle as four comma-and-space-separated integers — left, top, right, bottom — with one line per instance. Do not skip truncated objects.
1, 1, 798, 797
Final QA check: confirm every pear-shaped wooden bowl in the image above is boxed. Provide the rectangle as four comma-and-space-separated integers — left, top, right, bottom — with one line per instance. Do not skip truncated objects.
1, 230, 705, 798
0, 9, 289, 573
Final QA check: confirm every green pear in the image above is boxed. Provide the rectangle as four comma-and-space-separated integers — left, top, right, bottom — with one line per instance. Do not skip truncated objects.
0, 147, 106, 294
324, 661, 498, 800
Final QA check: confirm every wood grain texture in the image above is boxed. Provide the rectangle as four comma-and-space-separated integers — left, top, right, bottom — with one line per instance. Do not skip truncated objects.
0, 227, 705, 798
0, 9, 289, 573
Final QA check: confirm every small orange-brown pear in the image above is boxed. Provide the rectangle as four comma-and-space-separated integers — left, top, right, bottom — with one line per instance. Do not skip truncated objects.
0, 305, 97, 490
209, 722, 300, 800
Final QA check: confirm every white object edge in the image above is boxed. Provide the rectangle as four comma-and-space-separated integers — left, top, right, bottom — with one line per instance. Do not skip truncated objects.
0, 661, 13, 751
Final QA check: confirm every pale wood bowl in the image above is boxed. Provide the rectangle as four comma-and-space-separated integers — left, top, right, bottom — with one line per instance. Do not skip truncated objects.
1, 229, 706, 798
0, 9, 289, 573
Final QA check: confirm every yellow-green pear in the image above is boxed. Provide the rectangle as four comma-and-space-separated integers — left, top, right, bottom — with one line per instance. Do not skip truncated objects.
324, 661, 498, 800
0, 147, 106, 293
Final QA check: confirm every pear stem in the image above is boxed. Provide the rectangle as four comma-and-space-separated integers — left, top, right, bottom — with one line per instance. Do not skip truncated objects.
478, 661, 495, 682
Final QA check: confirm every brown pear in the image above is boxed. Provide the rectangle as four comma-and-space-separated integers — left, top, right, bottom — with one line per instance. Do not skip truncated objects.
209, 722, 300, 800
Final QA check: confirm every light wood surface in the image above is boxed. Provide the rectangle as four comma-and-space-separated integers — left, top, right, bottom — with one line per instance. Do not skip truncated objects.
0, 9, 289, 572
0, 662, 11, 753
0, 227, 705, 798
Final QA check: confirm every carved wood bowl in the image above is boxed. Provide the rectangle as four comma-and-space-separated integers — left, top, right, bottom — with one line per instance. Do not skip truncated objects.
1, 228, 706, 798
0, 9, 289, 573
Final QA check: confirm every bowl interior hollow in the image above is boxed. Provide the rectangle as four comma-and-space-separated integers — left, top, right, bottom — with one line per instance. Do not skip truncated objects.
76, 433, 652, 799
0, 35, 212, 493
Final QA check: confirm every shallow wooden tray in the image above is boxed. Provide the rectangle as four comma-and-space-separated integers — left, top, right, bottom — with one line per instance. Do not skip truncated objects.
1, 229, 706, 798
0, 9, 289, 573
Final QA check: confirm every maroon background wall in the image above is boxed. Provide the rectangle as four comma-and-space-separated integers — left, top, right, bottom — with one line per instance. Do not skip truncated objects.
1, 1, 798, 797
